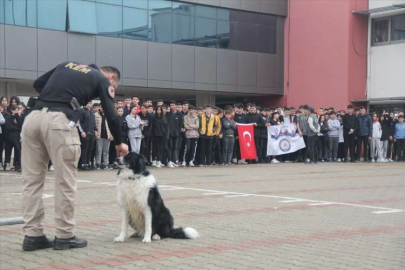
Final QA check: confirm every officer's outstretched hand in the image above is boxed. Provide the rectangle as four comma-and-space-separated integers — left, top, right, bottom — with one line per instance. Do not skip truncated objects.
116, 143, 129, 157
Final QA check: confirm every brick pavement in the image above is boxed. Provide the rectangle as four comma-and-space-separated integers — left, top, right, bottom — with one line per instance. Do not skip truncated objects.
0, 163, 404, 270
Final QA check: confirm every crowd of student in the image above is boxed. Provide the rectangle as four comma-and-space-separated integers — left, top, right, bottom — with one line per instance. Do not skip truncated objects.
0, 95, 404, 172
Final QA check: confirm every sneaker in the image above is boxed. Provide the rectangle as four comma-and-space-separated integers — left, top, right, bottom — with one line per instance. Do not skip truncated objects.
189, 161, 195, 167
199, 164, 204, 167
48, 165, 54, 172
173, 162, 179, 167
337, 158, 341, 162
181, 161, 186, 167
167, 162, 175, 168
54, 236, 87, 250
305, 161, 314, 165
271, 159, 280, 164
152, 160, 157, 167
238, 160, 247, 164
156, 162, 162, 168
388, 158, 394, 162
371, 159, 376, 163
95, 164, 101, 170
23, 235, 53, 251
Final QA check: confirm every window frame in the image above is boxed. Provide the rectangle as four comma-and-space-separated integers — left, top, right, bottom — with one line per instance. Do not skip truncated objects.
372, 14, 405, 46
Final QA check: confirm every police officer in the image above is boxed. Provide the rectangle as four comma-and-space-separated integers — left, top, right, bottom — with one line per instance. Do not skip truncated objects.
21, 61, 128, 251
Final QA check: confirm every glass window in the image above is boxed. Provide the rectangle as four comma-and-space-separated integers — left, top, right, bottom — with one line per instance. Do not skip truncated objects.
0, 0, 5, 24
195, 17, 217, 48
217, 20, 237, 49
149, 11, 172, 43
4, 0, 36, 27
391, 15, 405, 42
237, 11, 258, 24
373, 19, 389, 44
68, 0, 98, 34
237, 22, 257, 52
257, 25, 276, 54
173, 2, 195, 16
38, 0, 67, 31
258, 14, 277, 27
123, 0, 147, 9
149, 0, 172, 12
172, 14, 195, 46
217, 8, 237, 21
196, 5, 216, 19
96, 3, 122, 37
96, 0, 122, 5
123, 7, 148, 40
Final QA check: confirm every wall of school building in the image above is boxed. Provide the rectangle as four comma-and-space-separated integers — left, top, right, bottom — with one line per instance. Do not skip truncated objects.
367, 0, 405, 102
0, 0, 288, 107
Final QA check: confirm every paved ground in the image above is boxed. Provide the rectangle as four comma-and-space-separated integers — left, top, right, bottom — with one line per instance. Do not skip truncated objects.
0, 162, 404, 270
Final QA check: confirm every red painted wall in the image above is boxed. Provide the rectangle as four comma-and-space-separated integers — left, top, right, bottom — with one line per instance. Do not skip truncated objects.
282, 0, 368, 111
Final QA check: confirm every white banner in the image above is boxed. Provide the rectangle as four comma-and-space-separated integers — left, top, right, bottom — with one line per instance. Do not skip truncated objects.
267, 124, 306, 156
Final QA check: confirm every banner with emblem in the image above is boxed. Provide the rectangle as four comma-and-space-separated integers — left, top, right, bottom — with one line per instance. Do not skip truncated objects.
237, 123, 257, 160
267, 124, 306, 156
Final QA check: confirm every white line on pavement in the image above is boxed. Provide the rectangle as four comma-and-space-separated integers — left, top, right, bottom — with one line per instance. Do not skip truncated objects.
159, 185, 405, 215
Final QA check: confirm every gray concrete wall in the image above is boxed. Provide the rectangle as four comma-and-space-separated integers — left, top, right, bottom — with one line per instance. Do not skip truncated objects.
0, 23, 284, 97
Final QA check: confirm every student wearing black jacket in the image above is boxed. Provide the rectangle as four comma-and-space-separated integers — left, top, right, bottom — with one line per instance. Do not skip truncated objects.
139, 105, 153, 165
247, 105, 264, 163
4, 106, 22, 172
152, 106, 169, 168
78, 101, 97, 170
387, 112, 397, 161
166, 101, 183, 167
343, 105, 358, 162
233, 104, 248, 163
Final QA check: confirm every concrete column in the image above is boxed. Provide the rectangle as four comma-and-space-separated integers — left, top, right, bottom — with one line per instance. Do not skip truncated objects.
0, 82, 6, 98
196, 94, 216, 108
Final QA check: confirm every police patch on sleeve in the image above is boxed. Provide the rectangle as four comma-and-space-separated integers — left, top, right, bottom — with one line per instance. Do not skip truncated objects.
108, 86, 115, 98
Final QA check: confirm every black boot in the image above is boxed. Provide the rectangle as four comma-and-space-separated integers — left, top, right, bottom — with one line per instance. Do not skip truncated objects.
54, 236, 87, 250
23, 235, 53, 251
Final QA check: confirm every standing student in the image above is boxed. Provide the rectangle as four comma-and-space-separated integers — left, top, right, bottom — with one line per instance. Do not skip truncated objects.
356, 107, 372, 162
343, 105, 358, 162
211, 107, 222, 165
260, 108, 271, 163
199, 105, 217, 166
337, 114, 345, 162
247, 104, 264, 164
95, 106, 113, 170
379, 114, 390, 162
327, 111, 340, 162
233, 104, 248, 164
307, 107, 320, 164
387, 112, 396, 162
297, 105, 309, 162
126, 105, 143, 154
117, 107, 128, 148
318, 115, 328, 162
4, 106, 23, 172
394, 115, 405, 162
78, 101, 97, 171
0, 105, 5, 169
222, 109, 237, 165
152, 106, 169, 168
183, 106, 199, 167
269, 111, 282, 164
166, 101, 182, 168
370, 113, 384, 162
139, 105, 153, 164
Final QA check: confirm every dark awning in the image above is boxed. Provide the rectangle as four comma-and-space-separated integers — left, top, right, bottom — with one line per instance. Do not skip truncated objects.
352, 4, 405, 16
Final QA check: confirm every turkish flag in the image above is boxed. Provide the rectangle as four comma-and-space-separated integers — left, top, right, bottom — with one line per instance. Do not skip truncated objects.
237, 124, 257, 160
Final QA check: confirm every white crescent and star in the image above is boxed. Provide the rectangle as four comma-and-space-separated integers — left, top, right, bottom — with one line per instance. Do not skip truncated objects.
243, 131, 252, 147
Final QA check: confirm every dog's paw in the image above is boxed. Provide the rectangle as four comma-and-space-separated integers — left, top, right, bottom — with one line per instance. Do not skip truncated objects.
142, 237, 151, 243
114, 235, 126, 243
152, 234, 161, 241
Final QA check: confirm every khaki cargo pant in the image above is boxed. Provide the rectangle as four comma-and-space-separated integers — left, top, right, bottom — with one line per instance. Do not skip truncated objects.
21, 109, 81, 239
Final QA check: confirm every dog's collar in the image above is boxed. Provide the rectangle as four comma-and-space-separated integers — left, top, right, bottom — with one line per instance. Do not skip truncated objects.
128, 175, 141, 180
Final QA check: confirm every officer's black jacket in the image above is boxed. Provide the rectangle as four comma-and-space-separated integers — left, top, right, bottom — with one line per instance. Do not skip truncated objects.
234, 113, 248, 124
33, 61, 123, 144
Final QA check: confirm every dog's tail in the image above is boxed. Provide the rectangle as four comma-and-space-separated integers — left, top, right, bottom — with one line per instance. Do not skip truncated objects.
168, 227, 199, 239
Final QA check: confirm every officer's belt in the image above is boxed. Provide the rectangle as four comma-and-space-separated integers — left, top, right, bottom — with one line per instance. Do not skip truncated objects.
34, 100, 80, 123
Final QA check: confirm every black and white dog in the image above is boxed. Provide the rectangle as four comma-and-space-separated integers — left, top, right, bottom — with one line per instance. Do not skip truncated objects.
114, 152, 199, 243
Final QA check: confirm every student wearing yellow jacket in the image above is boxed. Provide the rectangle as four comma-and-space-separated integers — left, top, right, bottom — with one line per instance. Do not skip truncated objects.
198, 105, 217, 166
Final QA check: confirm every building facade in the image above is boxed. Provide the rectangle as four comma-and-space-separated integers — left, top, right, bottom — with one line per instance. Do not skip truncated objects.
0, 0, 287, 106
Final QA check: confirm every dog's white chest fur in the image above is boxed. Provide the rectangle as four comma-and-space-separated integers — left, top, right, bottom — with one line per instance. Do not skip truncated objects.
117, 170, 156, 235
